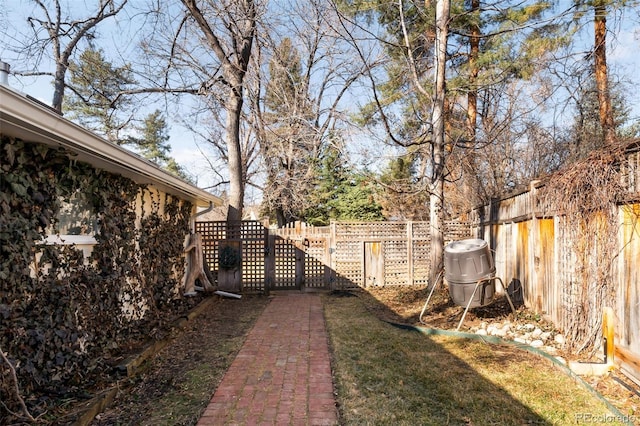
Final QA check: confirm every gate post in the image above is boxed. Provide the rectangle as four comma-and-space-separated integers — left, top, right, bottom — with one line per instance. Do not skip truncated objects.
266, 233, 276, 292
295, 240, 305, 289
407, 221, 414, 286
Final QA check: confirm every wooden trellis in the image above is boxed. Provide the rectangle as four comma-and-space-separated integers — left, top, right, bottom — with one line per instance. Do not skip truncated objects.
195, 221, 267, 292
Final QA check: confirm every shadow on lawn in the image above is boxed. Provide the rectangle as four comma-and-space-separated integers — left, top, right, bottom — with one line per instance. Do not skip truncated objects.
324, 287, 614, 426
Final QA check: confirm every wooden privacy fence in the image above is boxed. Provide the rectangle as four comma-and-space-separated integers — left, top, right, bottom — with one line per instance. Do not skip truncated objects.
470, 178, 640, 383
195, 220, 473, 292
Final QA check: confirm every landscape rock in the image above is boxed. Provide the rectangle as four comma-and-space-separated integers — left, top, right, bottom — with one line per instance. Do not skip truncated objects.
493, 327, 508, 337
540, 331, 552, 342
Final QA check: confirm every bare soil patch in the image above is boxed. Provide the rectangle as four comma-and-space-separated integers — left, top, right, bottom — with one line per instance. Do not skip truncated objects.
360, 284, 531, 329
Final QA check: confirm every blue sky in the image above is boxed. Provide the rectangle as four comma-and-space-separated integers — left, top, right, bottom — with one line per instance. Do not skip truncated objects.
2, 0, 640, 197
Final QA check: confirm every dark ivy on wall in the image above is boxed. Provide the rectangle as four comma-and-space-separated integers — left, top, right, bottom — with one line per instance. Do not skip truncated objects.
0, 136, 195, 418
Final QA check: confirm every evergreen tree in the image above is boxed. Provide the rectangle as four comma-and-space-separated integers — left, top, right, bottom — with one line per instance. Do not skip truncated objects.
567, 72, 639, 160
302, 144, 383, 225
302, 144, 349, 226
135, 110, 172, 163
5, 0, 127, 113
378, 155, 429, 220
345, 0, 567, 203
126, 110, 192, 181
65, 48, 135, 143
336, 173, 384, 222
66, 50, 189, 180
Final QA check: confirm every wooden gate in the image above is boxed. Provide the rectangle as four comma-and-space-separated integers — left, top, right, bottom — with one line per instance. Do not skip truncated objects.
266, 234, 332, 290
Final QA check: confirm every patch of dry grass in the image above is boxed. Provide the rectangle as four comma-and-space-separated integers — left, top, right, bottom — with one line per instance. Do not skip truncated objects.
324, 291, 626, 425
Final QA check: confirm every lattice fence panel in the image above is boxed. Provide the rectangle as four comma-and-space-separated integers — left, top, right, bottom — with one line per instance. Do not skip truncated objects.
411, 222, 431, 285
335, 222, 408, 239
334, 240, 363, 288
382, 239, 409, 285
238, 222, 267, 292
445, 221, 474, 244
196, 221, 267, 291
304, 238, 327, 288
412, 239, 431, 285
198, 220, 473, 291
195, 221, 227, 276
274, 237, 297, 289
411, 222, 431, 239
242, 239, 266, 292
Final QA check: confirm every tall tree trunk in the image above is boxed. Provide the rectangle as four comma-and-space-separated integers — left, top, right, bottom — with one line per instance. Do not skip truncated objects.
467, 0, 479, 143
430, 0, 449, 287
459, 0, 480, 208
594, 1, 615, 145
226, 91, 245, 223
52, 62, 67, 113
179, 0, 256, 224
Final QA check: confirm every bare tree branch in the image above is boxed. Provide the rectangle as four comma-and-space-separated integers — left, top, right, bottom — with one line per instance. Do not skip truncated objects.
1, 346, 37, 422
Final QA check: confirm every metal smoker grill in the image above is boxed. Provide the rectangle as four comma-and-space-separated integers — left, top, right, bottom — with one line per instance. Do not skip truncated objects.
420, 238, 516, 330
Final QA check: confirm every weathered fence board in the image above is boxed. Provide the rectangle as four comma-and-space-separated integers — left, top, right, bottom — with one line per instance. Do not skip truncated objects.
618, 205, 640, 380
471, 183, 640, 383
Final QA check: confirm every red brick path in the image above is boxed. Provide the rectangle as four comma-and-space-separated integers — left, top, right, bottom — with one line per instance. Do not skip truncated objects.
197, 293, 338, 426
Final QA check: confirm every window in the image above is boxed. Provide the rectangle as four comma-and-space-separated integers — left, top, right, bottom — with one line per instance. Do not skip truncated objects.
45, 192, 98, 258
56, 193, 98, 236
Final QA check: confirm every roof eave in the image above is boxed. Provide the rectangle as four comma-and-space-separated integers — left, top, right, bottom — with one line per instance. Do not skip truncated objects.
0, 84, 222, 208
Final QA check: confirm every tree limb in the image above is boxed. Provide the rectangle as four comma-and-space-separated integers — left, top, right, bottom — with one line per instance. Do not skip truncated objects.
1, 346, 36, 422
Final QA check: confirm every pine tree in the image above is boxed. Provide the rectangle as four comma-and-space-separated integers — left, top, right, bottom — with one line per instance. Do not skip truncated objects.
378, 155, 429, 220
65, 48, 135, 143
136, 110, 172, 163
127, 110, 192, 181
336, 173, 384, 222
66, 51, 189, 180
301, 144, 383, 225
567, 72, 638, 160
302, 144, 349, 226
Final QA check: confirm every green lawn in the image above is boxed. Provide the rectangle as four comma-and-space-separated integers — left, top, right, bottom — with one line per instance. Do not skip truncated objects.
324, 292, 627, 426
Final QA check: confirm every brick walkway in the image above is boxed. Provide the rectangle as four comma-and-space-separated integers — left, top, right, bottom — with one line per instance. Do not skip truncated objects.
197, 293, 338, 426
